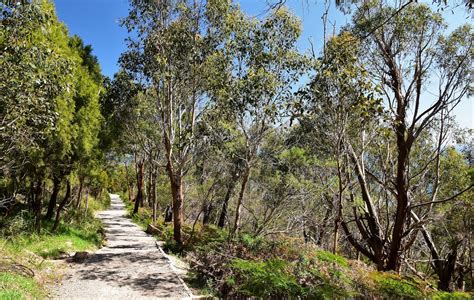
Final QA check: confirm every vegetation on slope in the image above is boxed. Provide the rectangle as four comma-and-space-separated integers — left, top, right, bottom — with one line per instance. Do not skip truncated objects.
124, 197, 471, 299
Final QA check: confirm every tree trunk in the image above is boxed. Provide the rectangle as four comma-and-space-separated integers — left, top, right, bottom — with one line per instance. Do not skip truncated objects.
146, 167, 153, 207
218, 181, 235, 228
166, 160, 184, 245
164, 205, 173, 222
437, 246, 458, 291
53, 180, 71, 232
32, 178, 43, 234
386, 125, 410, 271
233, 166, 250, 235
170, 176, 184, 245
133, 160, 144, 214
84, 189, 89, 217
316, 206, 331, 246
151, 168, 157, 223
202, 202, 212, 225
332, 198, 342, 254
75, 176, 84, 210
45, 176, 61, 220
125, 163, 133, 203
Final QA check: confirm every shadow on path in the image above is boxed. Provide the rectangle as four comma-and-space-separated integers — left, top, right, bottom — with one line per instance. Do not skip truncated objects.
54, 194, 191, 299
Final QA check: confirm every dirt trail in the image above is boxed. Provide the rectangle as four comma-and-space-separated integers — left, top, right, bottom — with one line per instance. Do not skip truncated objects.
54, 194, 192, 299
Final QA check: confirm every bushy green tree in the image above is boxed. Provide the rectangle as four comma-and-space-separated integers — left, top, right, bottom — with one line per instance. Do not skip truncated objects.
1, 0, 104, 231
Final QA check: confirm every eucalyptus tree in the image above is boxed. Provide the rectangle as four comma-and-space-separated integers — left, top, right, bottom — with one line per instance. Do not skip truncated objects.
205, 6, 306, 235
124, 90, 163, 216
296, 30, 383, 254
421, 148, 474, 290
338, 2, 474, 271
121, 0, 235, 244
192, 106, 247, 228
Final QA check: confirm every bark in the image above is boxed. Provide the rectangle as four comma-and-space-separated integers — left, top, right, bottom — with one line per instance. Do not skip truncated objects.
202, 202, 213, 225
151, 168, 157, 223
75, 176, 84, 210
146, 167, 153, 207
232, 166, 251, 235
332, 198, 342, 254
417, 213, 459, 292
45, 176, 61, 220
437, 246, 458, 291
84, 189, 89, 217
164, 205, 173, 222
386, 121, 411, 271
32, 179, 43, 234
133, 160, 144, 214
218, 180, 236, 228
125, 164, 133, 203
316, 207, 331, 246
53, 180, 71, 232
348, 149, 385, 269
166, 160, 184, 245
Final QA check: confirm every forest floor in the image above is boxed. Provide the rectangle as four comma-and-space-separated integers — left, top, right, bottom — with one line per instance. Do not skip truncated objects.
53, 194, 193, 299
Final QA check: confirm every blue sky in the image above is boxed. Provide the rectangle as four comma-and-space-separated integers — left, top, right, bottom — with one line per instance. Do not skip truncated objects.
53, 0, 472, 128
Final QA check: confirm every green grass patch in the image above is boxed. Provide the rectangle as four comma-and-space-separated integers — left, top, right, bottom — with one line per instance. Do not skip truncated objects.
0, 272, 44, 300
7, 217, 104, 259
0, 214, 104, 299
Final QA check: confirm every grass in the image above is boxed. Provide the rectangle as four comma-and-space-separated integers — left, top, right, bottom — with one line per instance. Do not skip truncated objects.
10, 219, 104, 259
0, 241, 49, 300
0, 272, 44, 300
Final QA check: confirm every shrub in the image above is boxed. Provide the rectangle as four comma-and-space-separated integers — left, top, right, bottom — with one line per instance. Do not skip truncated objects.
229, 258, 302, 297
314, 250, 349, 268
372, 272, 426, 299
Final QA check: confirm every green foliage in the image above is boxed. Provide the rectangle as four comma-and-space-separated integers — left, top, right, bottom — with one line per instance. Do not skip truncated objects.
371, 272, 426, 299
433, 291, 473, 300
238, 234, 264, 251
314, 250, 349, 268
229, 258, 301, 297
126, 199, 468, 299
0, 198, 105, 299
0, 0, 75, 173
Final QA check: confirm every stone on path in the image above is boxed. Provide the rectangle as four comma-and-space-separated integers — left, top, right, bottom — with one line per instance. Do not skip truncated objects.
53, 194, 192, 299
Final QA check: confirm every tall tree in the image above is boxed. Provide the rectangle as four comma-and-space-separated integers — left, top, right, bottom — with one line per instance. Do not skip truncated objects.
339, 1, 473, 271
206, 6, 306, 235
121, 0, 233, 244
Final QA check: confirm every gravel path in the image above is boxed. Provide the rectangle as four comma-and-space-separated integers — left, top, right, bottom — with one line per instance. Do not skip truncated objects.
53, 194, 192, 299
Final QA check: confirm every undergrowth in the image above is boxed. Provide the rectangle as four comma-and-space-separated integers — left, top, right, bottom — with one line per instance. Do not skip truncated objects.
123, 197, 472, 299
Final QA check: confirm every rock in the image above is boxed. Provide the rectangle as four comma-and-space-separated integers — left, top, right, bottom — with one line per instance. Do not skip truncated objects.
72, 251, 89, 262
146, 224, 160, 235
53, 251, 70, 260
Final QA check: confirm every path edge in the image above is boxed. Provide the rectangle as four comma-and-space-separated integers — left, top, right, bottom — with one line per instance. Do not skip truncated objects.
155, 241, 195, 298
